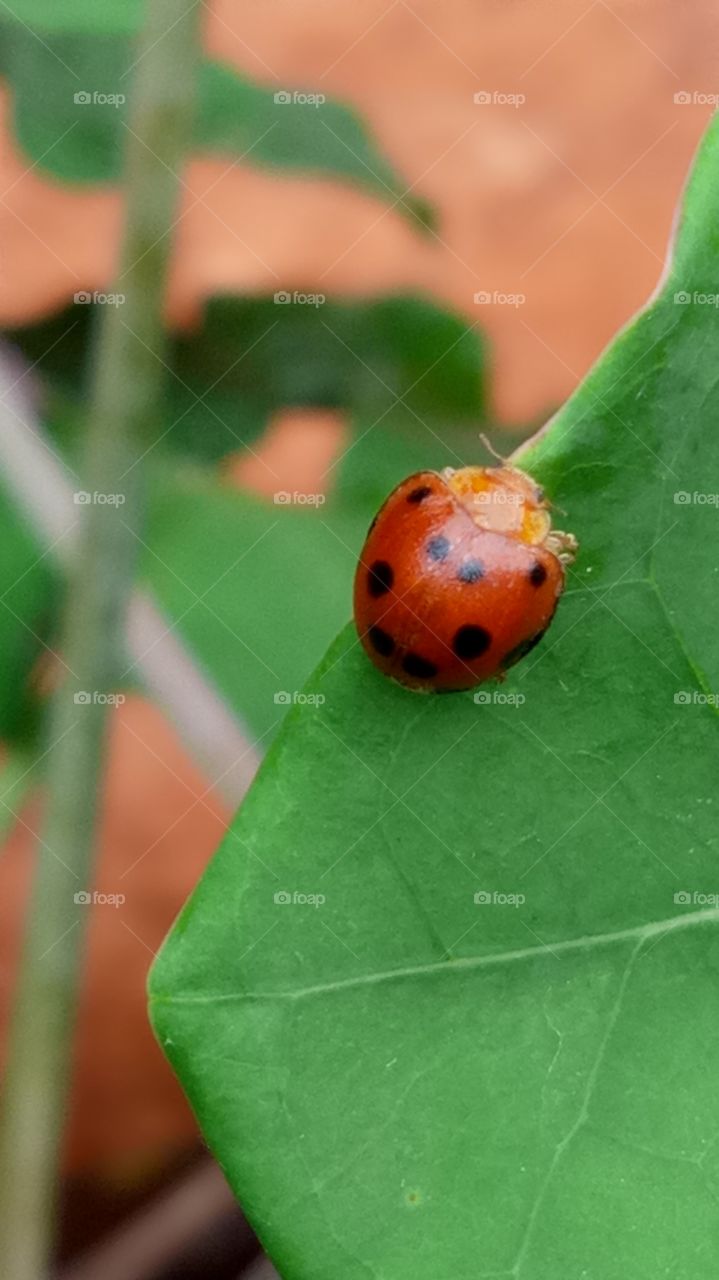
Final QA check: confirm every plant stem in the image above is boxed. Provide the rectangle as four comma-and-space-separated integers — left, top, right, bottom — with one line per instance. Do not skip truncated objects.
0, 746, 40, 843
0, 3, 201, 1276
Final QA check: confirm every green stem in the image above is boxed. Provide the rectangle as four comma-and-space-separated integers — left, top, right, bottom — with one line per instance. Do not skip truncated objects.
0, 3, 201, 1276
0, 746, 40, 843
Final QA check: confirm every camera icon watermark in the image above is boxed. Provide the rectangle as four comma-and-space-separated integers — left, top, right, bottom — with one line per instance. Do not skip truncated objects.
273, 290, 325, 307
74, 691, 126, 707
73, 490, 126, 505
74, 290, 125, 306
473, 90, 526, 108
474, 289, 526, 307
273, 889, 326, 907
74, 889, 126, 907
673, 490, 719, 506
273, 90, 326, 107
476, 490, 523, 506
273, 490, 326, 506
673, 290, 719, 308
474, 889, 526, 907
674, 90, 719, 106
473, 690, 526, 706
74, 90, 126, 108
674, 889, 719, 906
273, 690, 326, 707
674, 689, 719, 707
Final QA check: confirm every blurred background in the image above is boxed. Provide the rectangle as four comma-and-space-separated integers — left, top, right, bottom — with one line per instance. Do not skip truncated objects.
0, 1, 716, 1275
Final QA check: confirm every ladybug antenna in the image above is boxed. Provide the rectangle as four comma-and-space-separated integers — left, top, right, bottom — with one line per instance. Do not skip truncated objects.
479, 432, 508, 464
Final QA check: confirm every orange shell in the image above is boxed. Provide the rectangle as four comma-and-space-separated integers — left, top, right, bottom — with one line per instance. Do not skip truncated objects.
353, 466, 576, 692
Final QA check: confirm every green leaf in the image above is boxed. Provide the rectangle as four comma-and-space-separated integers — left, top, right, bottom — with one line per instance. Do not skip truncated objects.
6, 294, 485, 462
142, 471, 358, 743
150, 119, 719, 1278
0, 16, 431, 225
2, 0, 141, 35
195, 64, 433, 230
166, 295, 484, 459
0, 478, 58, 749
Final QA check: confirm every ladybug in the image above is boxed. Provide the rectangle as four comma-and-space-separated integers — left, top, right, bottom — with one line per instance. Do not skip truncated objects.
353, 464, 577, 692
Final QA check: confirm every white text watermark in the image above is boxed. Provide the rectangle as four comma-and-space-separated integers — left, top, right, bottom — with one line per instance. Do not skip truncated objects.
274, 890, 326, 906
274, 90, 326, 107
474, 91, 526, 108
474, 890, 526, 907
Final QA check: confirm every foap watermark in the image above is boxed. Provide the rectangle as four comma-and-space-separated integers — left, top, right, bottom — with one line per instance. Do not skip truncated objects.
74, 90, 126, 108
474, 90, 526, 109
674, 890, 719, 907
674, 690, 719, 707
74, 490, 126, 505
474, 690, 526, 707
274, 690, 326, 706
74, 691, 126, 707
74, 290, 125, 306
674, 490, 719, 506
474, 890, 526, 907
273, 490, 326, 506
674, 90, 719, 107
274, 290, 325, 307
474, 289, 526, 308
476, 489, 523, 506
274, 889, 326, 907
74, 890, 126, 907
674, 290, 719, 307
274, 90, 326, 108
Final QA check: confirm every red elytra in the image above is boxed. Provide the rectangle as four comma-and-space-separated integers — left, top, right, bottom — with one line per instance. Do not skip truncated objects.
353, 465, 578, 692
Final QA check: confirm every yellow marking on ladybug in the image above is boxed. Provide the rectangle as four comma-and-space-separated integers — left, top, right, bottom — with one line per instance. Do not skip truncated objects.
441, 465, 577, 564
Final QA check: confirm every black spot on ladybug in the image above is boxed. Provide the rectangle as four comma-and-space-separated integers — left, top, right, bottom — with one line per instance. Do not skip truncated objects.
457, 558, 485, 584
426, 535, 451, 562
529, 562, 547, 587
502, 628, 546, 670
368, 626, 395, 657
407, 485, 432, 504
453, 624, 491, 661
367, 560, 394, 597
402, 653, 439, 680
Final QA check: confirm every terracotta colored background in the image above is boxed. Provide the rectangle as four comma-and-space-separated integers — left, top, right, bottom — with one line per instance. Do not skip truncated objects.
0, 0, 717, 1180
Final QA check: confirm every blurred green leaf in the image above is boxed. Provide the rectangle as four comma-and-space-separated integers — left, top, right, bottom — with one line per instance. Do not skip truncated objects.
150, 119, 719, 1280
0, 17, 431, 226
0, 478, 58, 749
167, 295, 484, 459
6, 294, 486, 462
3, 0, 141, 34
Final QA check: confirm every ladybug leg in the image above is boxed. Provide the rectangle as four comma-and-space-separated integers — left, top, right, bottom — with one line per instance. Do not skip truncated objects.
546, 528, 578, 566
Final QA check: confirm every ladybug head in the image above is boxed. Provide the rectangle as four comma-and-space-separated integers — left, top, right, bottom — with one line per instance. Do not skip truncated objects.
440, 464, 552, 546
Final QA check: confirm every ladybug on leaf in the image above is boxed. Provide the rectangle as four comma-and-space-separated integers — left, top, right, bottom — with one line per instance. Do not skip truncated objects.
353, 462, 577, 693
